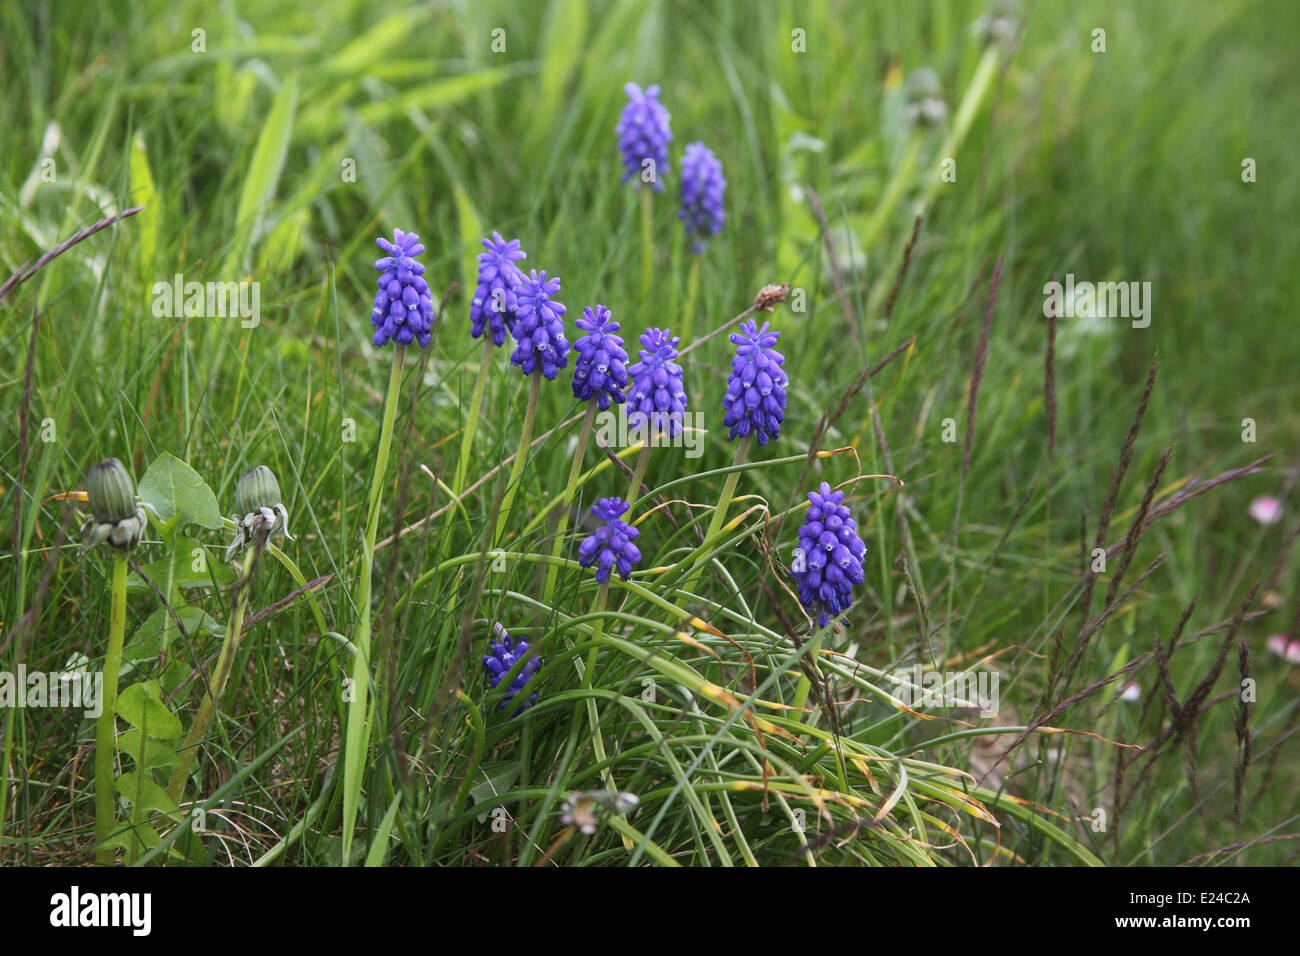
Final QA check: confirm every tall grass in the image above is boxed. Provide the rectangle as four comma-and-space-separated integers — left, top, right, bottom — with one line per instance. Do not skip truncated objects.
2, 0, 1298, 866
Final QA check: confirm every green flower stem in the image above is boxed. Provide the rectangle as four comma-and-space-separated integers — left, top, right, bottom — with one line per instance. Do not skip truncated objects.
624, 442, 652, 511
167, 545, 257, 803
681, 254, 702, 346
865, 46, 1001, 321
542, 402, 598, 607
455, 338, 494, 496
860, 133, 922, 252
93, 553, 128, 866
493, 369, 543, 548
640, 188, 653, 299
685, 433, 753, 596
340, 344, 405, 865
573, 581, 622, 804
791, 625, 827, 713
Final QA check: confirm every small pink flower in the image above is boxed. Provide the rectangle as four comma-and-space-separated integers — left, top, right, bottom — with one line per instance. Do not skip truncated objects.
1266, 634, 1300, 663
1119, 681, 1141, 702
1249, 495, 1283, 526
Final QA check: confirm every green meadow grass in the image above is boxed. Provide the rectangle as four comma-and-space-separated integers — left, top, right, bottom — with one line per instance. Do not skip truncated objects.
2, 0, 1297, 865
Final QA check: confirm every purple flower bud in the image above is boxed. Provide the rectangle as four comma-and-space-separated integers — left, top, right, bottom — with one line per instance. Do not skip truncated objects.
482, 629, 541, 713
616, 83, 672, 191
371, 229, 434, 348
470, 232, 526, 346
723, 320, 787, 446
578, 497, 642, 583
679, 142, 726, 252
510, 270, 570, 380
792, 482, 867, 627
627, 328, 688, 437
572, 305, 630, 409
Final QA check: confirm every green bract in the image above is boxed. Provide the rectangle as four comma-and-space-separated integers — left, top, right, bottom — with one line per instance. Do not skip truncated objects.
236, 465, 282, 516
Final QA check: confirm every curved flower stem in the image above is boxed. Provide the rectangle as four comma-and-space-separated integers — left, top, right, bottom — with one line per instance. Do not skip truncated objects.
493, 369, 543, 548
167, 545, 258, 804
455, 338, 494, 496
579, 580, 612, 781
686, 433, 753, 596
542, 403, 597, 606
340, 344, 405, 865
640, 188, 654, 299
93, 553, 128, 865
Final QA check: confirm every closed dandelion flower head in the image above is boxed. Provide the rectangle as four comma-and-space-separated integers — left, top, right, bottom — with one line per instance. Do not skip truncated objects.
470, 231, 526, 346
793, 482, 867, 628
226, 465, 293, 562
627, 327, 688, 437
679, 142, 726, 252
482, 628, 541, 713
371, 229, 434, 348
510, 269, 570, 380
723, 319, 787, 446
578, 497, 641, 583
80, 457, 148, 554
571, 305, 629, 410
902, 67, 948, 129
616, 82, 672, 191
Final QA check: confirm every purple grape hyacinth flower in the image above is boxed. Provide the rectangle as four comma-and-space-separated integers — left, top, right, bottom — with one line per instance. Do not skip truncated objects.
679, 142, 726, 252
510, 270, 570, 380
627, 328, 688, 437
616, 82, 672, 191
482, 628, 541, 713
571, 305, 629, 410
722, 320, 787, 446
577, 497, 642, 583
470, 232, 526, 346
792, 482, 867, 628
371, 229, 435, 348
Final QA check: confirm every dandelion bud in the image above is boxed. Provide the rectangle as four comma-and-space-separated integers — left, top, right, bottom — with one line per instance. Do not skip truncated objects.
902, 68, 948, 129
81, 458, 147, 554
87, 458, 136, 524
226, 465, 291, 561
236, 465, 282, 516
